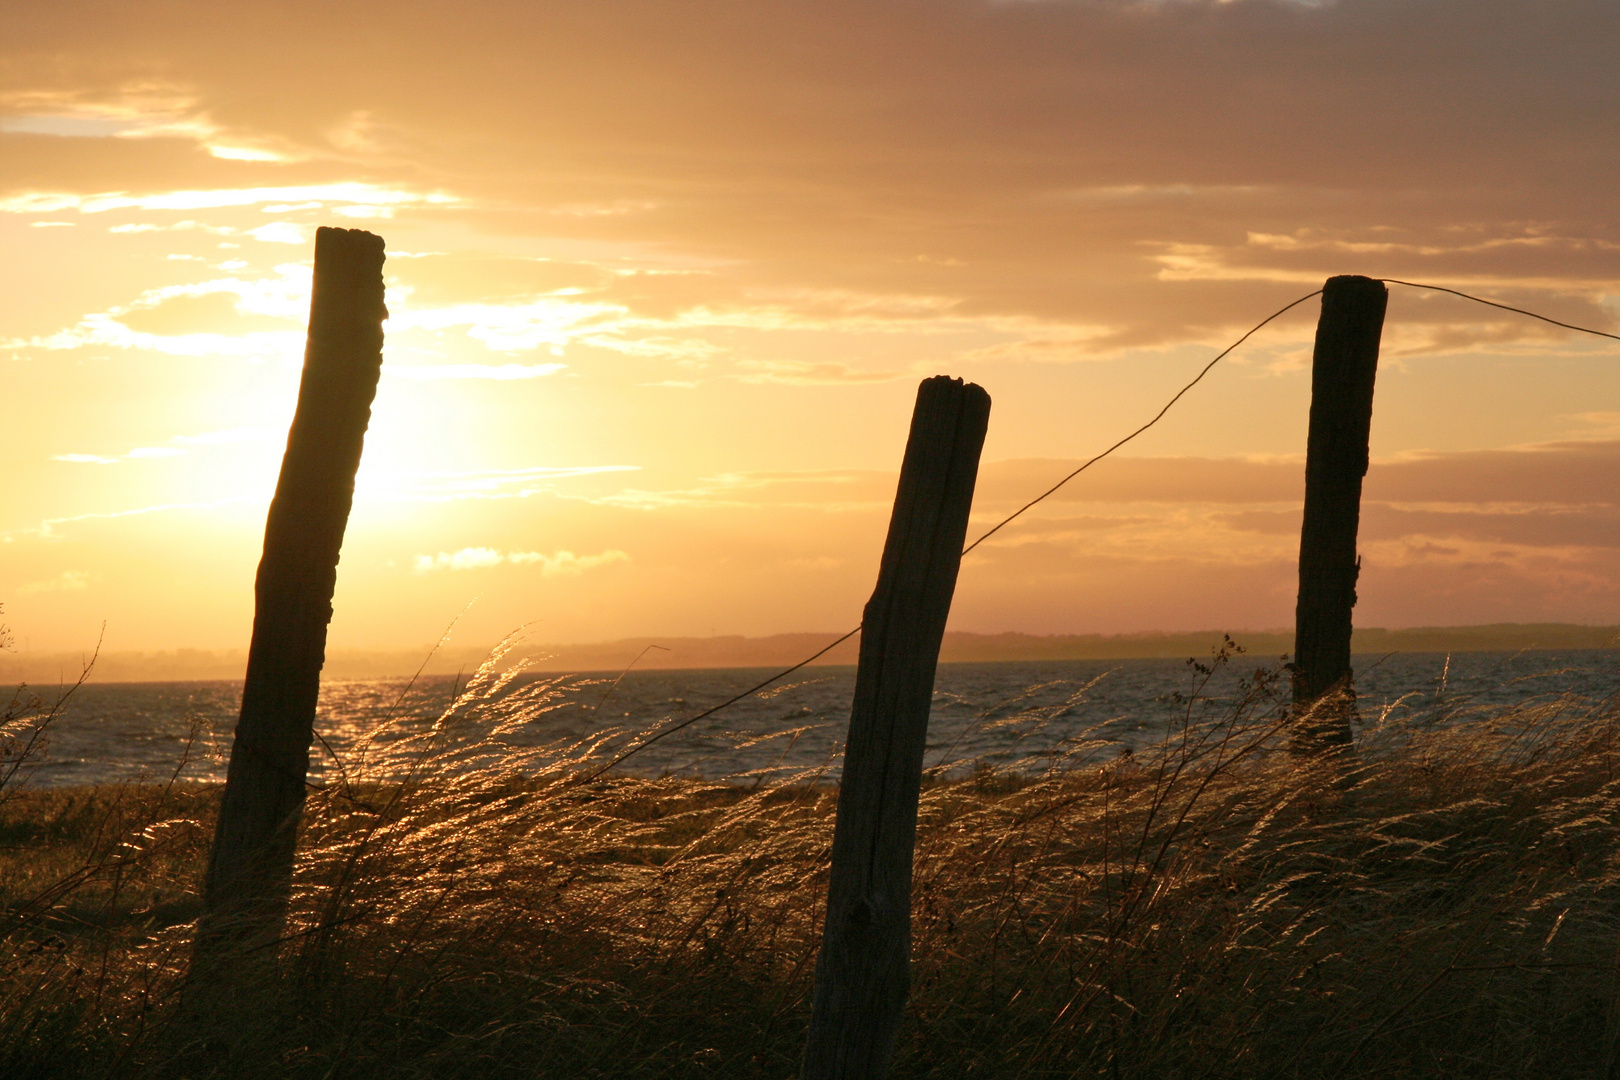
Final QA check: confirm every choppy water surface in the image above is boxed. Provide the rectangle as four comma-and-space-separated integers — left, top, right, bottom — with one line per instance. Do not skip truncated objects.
10, 650, 1620, 788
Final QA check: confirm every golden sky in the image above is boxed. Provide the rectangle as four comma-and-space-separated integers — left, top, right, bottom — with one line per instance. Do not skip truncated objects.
2, 0, 1618, 658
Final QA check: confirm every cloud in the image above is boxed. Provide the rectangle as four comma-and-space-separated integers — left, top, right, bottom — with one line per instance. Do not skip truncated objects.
412, 547, 629, 575
972, 441, 1620, 509
0, 182, 457, 217
389, 253, 615, 306
733, 360, 904, 385
247, 221, 304, 244
384, 296, 623, 354
414, 547, 503, 571
18, 570, 93, 594
386, 362, 567, 381
1220, 504, 1620, 551
0, 82, 296, 161
585, 469, 898, 512
53, 447, 184, 464
0, 0, 1612, 351
6, 268, 311, 357
50, 427, 269, 466
108, 219, 235, 235
111, 290, 296, 336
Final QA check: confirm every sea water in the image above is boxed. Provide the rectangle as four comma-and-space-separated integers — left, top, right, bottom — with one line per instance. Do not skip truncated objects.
9, 650, 1619, 789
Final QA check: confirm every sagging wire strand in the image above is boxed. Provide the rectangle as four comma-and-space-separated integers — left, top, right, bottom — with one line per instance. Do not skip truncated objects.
583, 278, 1620, 779
579, 627, 861, 781
959, 288, 1326, 557
1382, 279, 1620, 344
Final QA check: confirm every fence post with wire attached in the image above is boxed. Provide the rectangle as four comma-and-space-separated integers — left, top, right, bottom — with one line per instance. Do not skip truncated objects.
1291, 274, 1386, 752
801, 375, 991, 1080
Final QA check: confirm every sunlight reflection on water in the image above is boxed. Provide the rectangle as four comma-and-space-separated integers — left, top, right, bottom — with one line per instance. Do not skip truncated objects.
15, 650, 1619, 788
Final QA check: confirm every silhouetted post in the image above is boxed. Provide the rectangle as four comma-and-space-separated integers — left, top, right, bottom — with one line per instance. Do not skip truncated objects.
1292, 275, 1386, 752
802, 376, 991, 1080
195, 227, 387, 960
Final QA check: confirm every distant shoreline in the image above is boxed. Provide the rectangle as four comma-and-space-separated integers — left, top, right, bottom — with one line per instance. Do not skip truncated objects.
3, 623, 1617, 684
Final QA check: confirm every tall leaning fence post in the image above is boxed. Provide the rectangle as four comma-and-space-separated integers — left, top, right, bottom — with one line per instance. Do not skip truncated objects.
192, 226, 387, 967
1292, 274, 1386, 752
801, 375, 991, 1080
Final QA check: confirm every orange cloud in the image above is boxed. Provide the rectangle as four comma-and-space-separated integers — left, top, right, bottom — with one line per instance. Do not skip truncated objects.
2, 0, 1614, 343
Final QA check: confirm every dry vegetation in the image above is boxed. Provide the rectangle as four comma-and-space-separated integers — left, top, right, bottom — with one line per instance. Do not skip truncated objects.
4, 656, 1620, 1078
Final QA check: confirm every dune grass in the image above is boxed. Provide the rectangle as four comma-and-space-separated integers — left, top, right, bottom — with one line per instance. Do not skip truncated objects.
4, 655, 1620, 1078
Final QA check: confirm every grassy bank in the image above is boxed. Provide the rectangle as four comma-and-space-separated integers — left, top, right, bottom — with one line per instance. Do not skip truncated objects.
4, 664, 1620, 1077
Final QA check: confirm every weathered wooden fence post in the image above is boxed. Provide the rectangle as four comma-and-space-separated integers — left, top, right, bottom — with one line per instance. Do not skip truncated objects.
802, 375, 991, 1080
194, 226, 387, 962
1292, 274, 1386, 751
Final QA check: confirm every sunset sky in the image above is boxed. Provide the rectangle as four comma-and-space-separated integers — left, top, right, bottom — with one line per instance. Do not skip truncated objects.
2, 0, 1618, 661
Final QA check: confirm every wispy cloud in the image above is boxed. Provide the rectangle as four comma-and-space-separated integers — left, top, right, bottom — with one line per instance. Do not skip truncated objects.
0, 182, 458, 217
733, 360, 903, 386
412, 547, 629, 574
51, 427, 270, 465
108, 220, 237, 235
387, 362, 567, 381
18, 570, 94, 595
6, 269, 309, 357
53, 447, 183, 464
51, 453, 120, 465
0, 83, 295, 161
